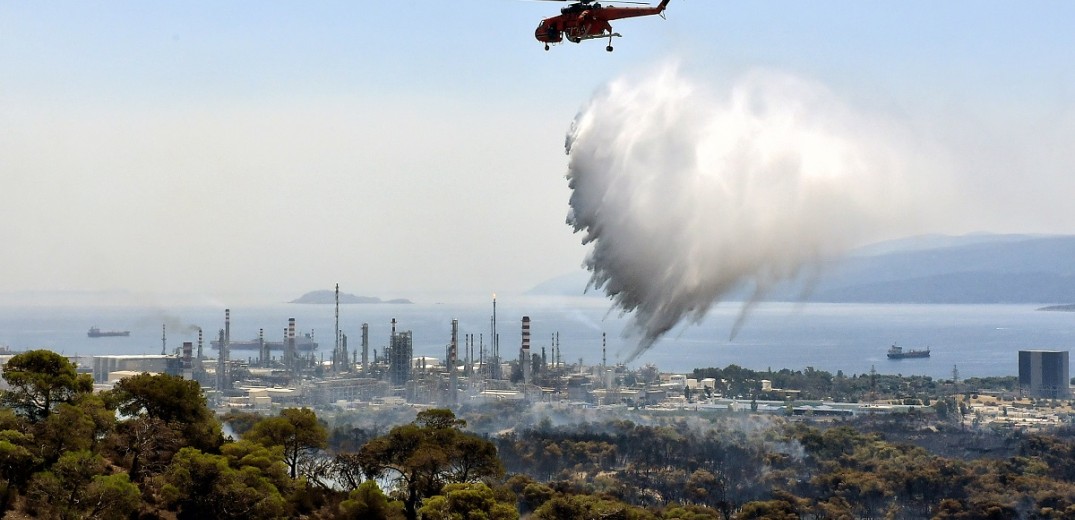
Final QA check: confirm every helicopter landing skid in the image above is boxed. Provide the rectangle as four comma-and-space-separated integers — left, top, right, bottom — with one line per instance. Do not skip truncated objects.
575, 32, 621, 52
576, 32, 622, 42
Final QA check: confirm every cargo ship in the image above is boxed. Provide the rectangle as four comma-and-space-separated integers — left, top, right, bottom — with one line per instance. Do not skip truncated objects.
87, 327, 130, 338
887, 344, 930, 359
211, 333, 318, 352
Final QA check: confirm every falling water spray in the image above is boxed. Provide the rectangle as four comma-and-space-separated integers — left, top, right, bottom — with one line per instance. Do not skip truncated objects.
566, 65, 939, 361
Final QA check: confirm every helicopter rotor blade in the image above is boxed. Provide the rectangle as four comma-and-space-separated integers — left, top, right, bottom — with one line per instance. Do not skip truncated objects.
530, 0, 653, 4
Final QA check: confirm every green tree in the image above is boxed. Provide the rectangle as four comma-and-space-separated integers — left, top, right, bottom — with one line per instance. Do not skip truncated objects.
736, 499, 799, 520
0, 428, 37, 512
415, 408, 465, 430
660, 505, 722, 519
25, 449, 138, 520
106, 372, 223, 452
519, 482, 555, 513
158, 447, 287, 520
357, 409, 503, 520
244, 407, 328, 480
36, 394, 114, 464
337, 480, 404, 520
418, 482, 518, 520
81, 473, 143, 520
220, 439, 293, 497
533, 494, 654, 520
0, 350, 92, 423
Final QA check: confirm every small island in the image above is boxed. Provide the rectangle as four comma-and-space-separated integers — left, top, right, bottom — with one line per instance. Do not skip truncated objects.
289, 290, 412, 305
1038, 304, 1075, 312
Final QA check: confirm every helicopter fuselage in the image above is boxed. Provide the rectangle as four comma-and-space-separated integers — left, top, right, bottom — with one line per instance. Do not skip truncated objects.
535, 1, 669, 49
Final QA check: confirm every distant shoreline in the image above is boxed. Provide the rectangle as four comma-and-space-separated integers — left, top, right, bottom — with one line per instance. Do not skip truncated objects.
1038, 304, 1075, 312
288, 290, 413, 305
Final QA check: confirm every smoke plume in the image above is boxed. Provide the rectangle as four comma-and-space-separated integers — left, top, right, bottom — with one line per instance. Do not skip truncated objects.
566, 66, 937, 361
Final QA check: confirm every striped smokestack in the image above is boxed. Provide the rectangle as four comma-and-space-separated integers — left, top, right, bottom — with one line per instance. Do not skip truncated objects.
287, 317, 296, 375
522, 316, 531, 351
449, 319, 458, 405
224, 309, 231, 364
258, 328, 265, 367
521, 316, 531, 386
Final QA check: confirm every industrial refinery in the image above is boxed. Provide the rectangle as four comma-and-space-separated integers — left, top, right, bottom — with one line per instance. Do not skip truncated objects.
88, 288, 644, 412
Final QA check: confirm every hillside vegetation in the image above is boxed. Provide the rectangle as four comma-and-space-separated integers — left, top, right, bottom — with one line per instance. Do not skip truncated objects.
5, 349, 1075, 518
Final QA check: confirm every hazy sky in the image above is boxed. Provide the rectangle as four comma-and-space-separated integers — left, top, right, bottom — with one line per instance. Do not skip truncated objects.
3, 1, 1074, 303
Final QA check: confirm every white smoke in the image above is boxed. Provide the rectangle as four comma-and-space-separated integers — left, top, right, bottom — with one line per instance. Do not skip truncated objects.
566, 65, 943, 361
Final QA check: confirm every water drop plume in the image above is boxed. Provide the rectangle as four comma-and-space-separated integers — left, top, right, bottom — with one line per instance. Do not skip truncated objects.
566, 65, 930, 361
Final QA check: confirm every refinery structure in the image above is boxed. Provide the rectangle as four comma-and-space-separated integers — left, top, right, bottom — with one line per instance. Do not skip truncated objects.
12, 285, 1075, 430
87, 287, 638, 411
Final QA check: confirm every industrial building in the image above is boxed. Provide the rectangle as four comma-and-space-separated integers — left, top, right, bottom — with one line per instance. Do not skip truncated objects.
386, 318, 413, 386
92, 354, 179, 384
9, 294, 888, 415
1018, 350, 1071, 399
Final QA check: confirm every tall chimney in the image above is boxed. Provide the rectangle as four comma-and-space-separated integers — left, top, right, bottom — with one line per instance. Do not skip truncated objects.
182, 342, 193, 380
491, 294, 499, 379
224, 309, 231, 364
334, 284, 341, 372
287, 318, 296, 376
258, 328, 266, 367
556, 332, 561, 369
341, 333, 348, 372
521, 316, 531, 386
449, 319, 458, 405
217, 328, 226, 392
362, 323, 369, 375
221, 309, 231, 388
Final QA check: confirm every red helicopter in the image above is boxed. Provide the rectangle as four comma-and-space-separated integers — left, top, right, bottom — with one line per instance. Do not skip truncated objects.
535, 0, 671, 52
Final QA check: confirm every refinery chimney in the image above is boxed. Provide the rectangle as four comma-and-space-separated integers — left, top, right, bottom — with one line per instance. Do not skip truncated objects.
521, 316, 532, 386
182, 341, 193, 380
341, 333, 348, 372
449, 319, 458, 405
554, 332, 560, 369
334, 284, 341, 372
287, 317, 296, 376
225, 309, 231, 362
387, 318, 412, 385
216, 309, 231, 391
216, 328, 226, 392
491, 295, 500, 379
258, 328, 266, 367
361, 323, 369, 375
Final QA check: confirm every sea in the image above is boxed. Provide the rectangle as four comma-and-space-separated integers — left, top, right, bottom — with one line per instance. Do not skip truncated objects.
0, 295, 1072, 381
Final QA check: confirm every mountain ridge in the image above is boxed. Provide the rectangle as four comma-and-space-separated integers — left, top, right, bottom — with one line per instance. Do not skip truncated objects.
529, 234, 1075, 304
289, 290, 412, 305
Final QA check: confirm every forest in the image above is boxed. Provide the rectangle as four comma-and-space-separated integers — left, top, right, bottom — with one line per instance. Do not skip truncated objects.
2, 349, 1075, 519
